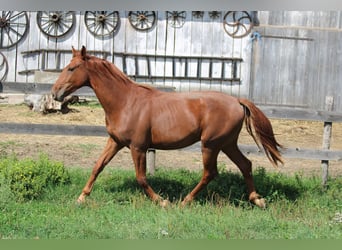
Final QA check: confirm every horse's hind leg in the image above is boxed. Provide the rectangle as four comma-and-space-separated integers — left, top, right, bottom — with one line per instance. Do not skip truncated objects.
181, 147, 219, 206
77, 137, 123, 203
222, 144, 266, 208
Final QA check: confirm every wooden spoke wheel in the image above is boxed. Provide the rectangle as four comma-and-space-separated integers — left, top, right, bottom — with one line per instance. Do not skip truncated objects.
223, 11, 253, 38
128, 11, 156, 31
166, 11, 186, 28
192, 11, 204, 19
37, 11, 75, 38
84, 11, 120, 37
209, 11, 221, 20
0, 11, 29, 49
0, 51, 8, 82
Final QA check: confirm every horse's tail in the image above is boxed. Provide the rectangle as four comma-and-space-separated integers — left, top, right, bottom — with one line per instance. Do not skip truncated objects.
239, 98, 284, 167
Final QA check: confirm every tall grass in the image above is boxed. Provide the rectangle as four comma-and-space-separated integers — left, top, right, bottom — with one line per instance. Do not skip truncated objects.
0, 156, 341, 239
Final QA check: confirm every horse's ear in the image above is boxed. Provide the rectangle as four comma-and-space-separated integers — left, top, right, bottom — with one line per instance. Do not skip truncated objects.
72, 46, 77, 57
81, 46, 87, 58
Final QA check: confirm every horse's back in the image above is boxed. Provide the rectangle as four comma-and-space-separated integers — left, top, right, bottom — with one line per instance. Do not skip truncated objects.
149, 90, 244, 149
186, 91, 245, 144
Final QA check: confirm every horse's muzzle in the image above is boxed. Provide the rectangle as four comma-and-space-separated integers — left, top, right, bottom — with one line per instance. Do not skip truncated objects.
51, 89, 64, 102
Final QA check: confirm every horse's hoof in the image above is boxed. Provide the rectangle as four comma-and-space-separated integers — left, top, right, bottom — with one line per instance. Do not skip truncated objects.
159, 199, 170, 208
254, 198, 266, 209
76, 196, 85, 205
180, 196, 193, 207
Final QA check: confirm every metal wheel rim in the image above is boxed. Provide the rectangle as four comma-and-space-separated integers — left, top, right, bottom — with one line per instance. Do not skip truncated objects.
0, 51, 8, 82
84, 11, 120, 37
128, 11, 156, 31
209, 11, 221, 19
37, 11, 75, 38
166, 11, 186, 28
192, 11, 204, 19
0, 11, 29, 49
223, 11, 253, 38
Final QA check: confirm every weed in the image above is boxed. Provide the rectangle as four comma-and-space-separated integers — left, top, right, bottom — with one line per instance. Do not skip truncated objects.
0, 154, 70, 201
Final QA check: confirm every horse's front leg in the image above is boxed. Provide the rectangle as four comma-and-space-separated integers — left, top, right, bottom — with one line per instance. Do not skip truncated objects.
77, 137, 123, 204
130, 147, 169, 207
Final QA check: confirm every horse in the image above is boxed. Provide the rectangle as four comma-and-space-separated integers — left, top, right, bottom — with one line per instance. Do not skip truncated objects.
51, 46, 283, 208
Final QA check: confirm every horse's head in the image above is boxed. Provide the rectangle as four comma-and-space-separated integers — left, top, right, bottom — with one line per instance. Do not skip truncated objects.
51, 46, 90, 101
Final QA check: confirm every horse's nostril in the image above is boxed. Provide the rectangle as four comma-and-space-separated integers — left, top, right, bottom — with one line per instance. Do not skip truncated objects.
51, 91, 59, 101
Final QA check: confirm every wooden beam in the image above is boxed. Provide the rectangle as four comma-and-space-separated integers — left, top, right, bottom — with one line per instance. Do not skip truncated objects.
0, 122, 107, 137
321, 96, 334, 187
259, 105, 342, 122
1, 122, 341, 161
239, 145, 342, 161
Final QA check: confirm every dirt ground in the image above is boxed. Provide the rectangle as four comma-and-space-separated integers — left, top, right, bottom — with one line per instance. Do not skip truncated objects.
0, 104, 341, 177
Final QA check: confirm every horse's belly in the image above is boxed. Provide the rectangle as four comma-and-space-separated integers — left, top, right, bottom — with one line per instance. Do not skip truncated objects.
150, 127, 200, 150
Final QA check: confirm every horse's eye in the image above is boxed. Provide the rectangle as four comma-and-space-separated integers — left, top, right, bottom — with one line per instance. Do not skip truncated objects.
68, 64, 80, 72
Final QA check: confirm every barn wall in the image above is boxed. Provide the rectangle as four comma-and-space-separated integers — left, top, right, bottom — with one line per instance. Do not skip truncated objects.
2, 11, 342, 111
250, 11, 342, 111
0, 11, 252, 97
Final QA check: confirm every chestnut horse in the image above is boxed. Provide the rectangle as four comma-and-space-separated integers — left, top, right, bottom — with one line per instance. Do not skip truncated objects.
51, 46, 283, 208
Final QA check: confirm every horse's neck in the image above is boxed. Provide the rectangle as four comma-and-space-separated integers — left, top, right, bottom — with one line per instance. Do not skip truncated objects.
90, 74, 134, 114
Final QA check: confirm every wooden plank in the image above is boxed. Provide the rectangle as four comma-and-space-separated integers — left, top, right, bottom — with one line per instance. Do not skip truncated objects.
0, 123, 107, 137
147, 149, 156, 175
0, 122, 341, 161
2, 81, 342, 122
112, 11, 127, 71
0, 82, 94, 96
259, 105, 342, 122
321, 96, 333, 187
153, 11, 167, 86
183, 142, 342, 161
239, 145, 342, 161
173, 11, 192, 91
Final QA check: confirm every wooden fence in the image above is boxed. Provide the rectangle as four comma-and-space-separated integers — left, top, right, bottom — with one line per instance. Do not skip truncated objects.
0, 102, 341, 184
1, 121, 341, 161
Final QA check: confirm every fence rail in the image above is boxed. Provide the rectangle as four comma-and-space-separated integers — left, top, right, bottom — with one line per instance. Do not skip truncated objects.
1, 84, 342, 181
0, 120, 341, 162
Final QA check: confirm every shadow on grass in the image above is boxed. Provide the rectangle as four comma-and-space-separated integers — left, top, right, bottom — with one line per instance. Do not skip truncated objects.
100, 168, 304, 206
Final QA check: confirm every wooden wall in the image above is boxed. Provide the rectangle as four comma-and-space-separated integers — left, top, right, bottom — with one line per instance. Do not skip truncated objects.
250, 11, 342, 111
0, 11, 251, 97
2, 11, 342, 111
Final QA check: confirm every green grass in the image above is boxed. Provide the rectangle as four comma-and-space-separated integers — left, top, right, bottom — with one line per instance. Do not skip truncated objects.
0, 156, 341, 239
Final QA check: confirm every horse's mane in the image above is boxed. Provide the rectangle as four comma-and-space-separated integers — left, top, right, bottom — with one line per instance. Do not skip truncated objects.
86, 55, 156, 92
87, 56, 135, 85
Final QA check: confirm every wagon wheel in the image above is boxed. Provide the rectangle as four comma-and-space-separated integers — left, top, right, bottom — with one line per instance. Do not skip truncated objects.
192, 11, 204, 19
223, 11, 253, 38
84, 11, 120, 37
128, 11, 156, 31
37, 11, 75, 38
0, 11, 29, 49
209, 11, 221, 20
0, 51, 8, 82
166, 11, 186, 28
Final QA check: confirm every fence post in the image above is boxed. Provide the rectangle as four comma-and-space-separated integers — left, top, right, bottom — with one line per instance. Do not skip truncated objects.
147, 148, 156, 176
321, 96, 333, 187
